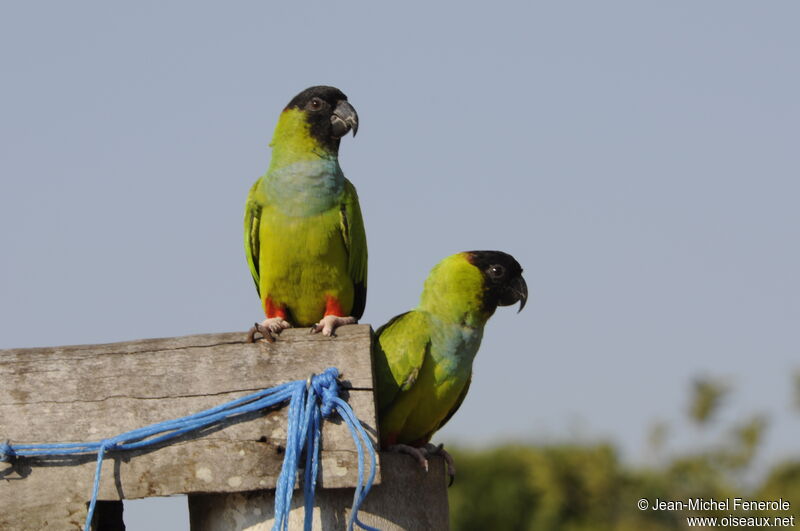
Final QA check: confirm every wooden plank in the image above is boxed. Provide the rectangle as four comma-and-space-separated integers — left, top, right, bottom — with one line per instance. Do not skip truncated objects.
0, 325, 380, 531
189, 452, 450, 531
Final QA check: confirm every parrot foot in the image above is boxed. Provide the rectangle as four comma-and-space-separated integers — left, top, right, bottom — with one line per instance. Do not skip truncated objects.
388, 444, 430, 472
247, 318, 291, 343
387, 443, 457, 485
423, 443, 456, 486
387, 443, 456, 487
310, 315, 357, 337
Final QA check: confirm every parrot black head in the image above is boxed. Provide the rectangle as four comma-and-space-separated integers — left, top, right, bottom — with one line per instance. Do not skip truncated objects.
465, 250, 528, 314
284, 85, 359, 153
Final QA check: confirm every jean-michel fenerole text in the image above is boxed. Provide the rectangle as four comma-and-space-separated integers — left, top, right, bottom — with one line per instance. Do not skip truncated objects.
651, 498, 791, 512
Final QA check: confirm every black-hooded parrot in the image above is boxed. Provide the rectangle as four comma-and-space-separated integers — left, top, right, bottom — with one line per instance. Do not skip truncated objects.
244, 86, 367, 342
374, 251, 528, 482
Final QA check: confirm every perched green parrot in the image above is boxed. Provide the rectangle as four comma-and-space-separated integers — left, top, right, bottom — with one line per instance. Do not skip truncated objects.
244, 86, 367, 341
374, 251, 527, 480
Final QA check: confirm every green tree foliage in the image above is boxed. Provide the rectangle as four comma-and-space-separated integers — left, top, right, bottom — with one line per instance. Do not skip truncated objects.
448, 376, 798, 529
757, 461, 800, 511
688, 377, 729, 425
449, 444, 621, 531
449, 443, 798, 530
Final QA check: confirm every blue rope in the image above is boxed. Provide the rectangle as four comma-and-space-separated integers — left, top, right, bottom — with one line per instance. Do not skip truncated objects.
0, 367, 377, 531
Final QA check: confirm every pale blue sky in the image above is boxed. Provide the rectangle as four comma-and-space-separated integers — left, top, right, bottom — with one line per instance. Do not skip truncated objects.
2, 2, 798, 528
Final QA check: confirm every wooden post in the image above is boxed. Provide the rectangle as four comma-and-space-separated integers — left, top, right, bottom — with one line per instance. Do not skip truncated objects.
189, 453, 449, 531
0, 326, 449, 530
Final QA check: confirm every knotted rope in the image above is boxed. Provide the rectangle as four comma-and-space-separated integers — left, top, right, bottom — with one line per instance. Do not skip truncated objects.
1, 367, 377, 531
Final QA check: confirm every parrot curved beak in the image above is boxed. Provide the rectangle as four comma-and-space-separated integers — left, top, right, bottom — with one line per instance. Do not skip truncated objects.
331, 100, 359, 138
499, 275, 528, 313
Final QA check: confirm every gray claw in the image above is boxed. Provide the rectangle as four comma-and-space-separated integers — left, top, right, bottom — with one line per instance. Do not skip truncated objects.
247, 323, 275, 343
424, 443, 456, 486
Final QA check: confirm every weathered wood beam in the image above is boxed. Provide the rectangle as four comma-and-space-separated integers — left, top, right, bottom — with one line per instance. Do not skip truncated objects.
0, 325, 380, 530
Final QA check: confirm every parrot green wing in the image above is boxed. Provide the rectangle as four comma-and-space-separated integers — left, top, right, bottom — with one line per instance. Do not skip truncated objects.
433, 374, 471, 434
340, 178, 368, 319
374, 311, 432, 415
244, 179, 263, 297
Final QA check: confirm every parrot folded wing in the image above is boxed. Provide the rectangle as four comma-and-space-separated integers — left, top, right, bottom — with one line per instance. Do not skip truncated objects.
434, 375, 471, 434
244, 180, 263, 297
340, 179, 368, 319
374, 311, 432, 414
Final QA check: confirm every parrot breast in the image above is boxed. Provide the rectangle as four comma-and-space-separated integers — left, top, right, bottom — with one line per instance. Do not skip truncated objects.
257, 204, 353, 327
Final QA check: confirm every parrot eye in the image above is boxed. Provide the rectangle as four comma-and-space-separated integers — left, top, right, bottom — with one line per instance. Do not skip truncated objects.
307, 98, 323, 111
488, 265, 506, 279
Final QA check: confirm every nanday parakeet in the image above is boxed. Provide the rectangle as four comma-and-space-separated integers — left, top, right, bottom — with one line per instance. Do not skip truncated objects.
244, 86, 367, 341
374, 251, 527, 479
